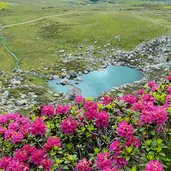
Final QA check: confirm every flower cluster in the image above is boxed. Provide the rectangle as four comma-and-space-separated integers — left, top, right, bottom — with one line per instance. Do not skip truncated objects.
56, 104, 69, 114
117, 121, 134, 138
0, 114, 30, 144
61, 117, 77, 134
0, 144, 53, 171
95, 111, 109, 127
96, 152, 112, 170
145, 160, 163, 171
30, 118, 46, 136
44, 136, 61, 151
41, 105, 54, 117
76, 158, 92, 171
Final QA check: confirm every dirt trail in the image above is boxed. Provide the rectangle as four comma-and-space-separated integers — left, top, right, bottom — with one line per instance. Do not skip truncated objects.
3, 11, 89, 28
0, 11, 90, 71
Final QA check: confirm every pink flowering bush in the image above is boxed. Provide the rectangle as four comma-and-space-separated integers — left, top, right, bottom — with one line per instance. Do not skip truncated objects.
41, 105, 54, 117
145, 160, 163, 171
0, 76, 171, 170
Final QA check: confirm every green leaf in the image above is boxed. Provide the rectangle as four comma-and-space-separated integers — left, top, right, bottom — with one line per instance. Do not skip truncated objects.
126, 146, 133, 154
145, 140, 151, 146
147, 152, 154, 160
157, 139, 163, 144
131, 166, 137, 171
94, 147, 100, 154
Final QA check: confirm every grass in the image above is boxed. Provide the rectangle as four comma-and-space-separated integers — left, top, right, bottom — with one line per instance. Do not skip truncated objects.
1, 9, 170, 73
0, 2, 8, 10
0, 0, 170, 76
164, 5, 171, 9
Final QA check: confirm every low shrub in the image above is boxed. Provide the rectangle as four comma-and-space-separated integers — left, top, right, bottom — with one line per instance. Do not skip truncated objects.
0, 76, 171, 171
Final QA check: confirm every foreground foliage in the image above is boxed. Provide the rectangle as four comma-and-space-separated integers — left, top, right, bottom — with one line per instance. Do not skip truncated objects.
0, 76, 171, 171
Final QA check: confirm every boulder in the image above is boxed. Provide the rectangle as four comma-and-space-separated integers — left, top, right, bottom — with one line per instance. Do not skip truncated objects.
66, 86, 82, 100
15, 99, 27, 106
59, 78, 70, 85
69, 71, 77, 78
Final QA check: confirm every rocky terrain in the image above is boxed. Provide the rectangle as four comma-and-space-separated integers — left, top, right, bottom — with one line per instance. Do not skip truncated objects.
0, 34, 171, 113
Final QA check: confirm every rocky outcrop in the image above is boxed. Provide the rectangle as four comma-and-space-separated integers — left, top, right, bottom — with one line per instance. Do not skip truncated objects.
65, 86, 82, 100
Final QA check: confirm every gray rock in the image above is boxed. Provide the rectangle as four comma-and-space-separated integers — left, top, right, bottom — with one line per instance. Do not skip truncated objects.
78, 71, 83, 75
59, 78, 70, 85
59, 49, 65, 53
69, 71, 77, 78
53, 75, 59, 79
3, 90, 10, 98
84, 70, 89, 74
15, 99, 27, 106
66, 86, 82, 100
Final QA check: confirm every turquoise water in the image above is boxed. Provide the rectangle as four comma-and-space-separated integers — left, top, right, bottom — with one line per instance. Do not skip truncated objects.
48, 66, 143, 98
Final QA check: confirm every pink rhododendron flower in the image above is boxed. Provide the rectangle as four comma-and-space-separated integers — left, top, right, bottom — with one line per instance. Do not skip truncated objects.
4, 129, 13, 140
154, 106, 168, 126
19, 120, 30, 136
22, 144, 36, 154
142, 94, 155, 104
109, 140, 120, 154
0, 127, 6, 135
8, 121, 19, 131
0, 115, 8, 125
11, 132, 24, 144
117, 121, 134, 138
145, 160, 163, 171
40, 158, 53, 171
76, 158, 92, 171
61, 117, 77, 134
102, 166, 118, 171
30, 148, 45, 165
124, 137, 140, 148
151, 84, 160, 92
0, 157, 12, 169
123, 94, 137, 104
84, 109, 97, 121
84, 102, 98, 121
75, 96, 84, 103
137, 89, 144, 95
166, 75, 171, 81
6, 159, 30, 171
83, 100, 93, 109
147, 81, 155, 88
115, 157, 127, 167
56, 104, 69, 114
140, 106, 167, 126
44, 136, 61, 151
166, 86, 171, 94
95, 111, 109, 128
41, 105, 54, 117
132, 102, 142, 111
96, 152, 112, 170
14, 149, 28, 162
101, 96, 113, 105
30, 118, 46, 136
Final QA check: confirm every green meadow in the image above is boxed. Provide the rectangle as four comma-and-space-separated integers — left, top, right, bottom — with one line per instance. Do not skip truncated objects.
0, 0, 171, 75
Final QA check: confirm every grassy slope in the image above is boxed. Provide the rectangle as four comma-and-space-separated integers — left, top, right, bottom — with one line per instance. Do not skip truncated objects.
0, 0, 170, 74
0, 2, 8, 10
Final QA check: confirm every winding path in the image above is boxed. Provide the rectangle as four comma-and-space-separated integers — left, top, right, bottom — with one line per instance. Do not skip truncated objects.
0, 11, 90, 71
3, 11, 89, 28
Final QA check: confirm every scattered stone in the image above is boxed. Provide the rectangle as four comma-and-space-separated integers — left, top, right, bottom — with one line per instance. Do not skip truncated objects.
69, 71, 77, 78
65, 86, 82, 100
59, 78, 70, 85
58, 49, 65, 53
15, 99, 27, 106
